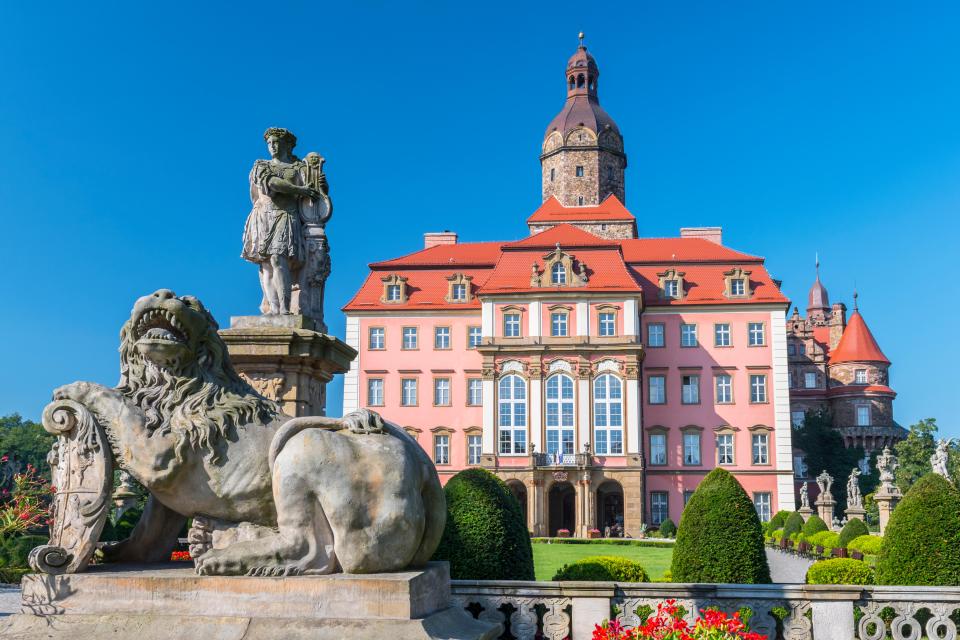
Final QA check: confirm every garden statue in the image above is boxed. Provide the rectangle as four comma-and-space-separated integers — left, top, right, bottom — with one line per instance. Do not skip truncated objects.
931, 438, 950, 478
31, 289, 445, 577
241, 127, 332, 328
876, 446, 899, 495
799, 481, 810, 510
846, 467, 862, 508
816, 470, 834, 500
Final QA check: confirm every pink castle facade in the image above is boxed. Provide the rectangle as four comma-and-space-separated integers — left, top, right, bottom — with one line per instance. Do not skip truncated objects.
343, 39, 796, 538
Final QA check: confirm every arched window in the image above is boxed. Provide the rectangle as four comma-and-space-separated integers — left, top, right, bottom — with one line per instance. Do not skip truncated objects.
593, 374, 623, 455
546, 374, 575, 456
568, 75, 575, 90
577, 74, 585, 88
498, 375, 527, 455
551, 262, 566, 285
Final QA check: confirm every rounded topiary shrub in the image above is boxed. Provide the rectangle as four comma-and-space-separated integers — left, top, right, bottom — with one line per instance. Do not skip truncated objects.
837, 518, 869, 549
782, 512, 804, 540
658, 518, 677, 538
768, 510, 790, 531
552, 556, 649, 582
806, 558, 875, 585
801, 515, 828, 538
808, 531, 840, 549
671, 468, 771, 583
432, 468, 534, 580
876, 473, 960, 586
848, 535, 883, 556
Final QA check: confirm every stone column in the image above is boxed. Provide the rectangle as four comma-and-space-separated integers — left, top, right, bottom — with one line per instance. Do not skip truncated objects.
220, 315, 354, 417
815, 496, 836, 528
844, 504, 866, 523
524, 478, 537, 535
532, 478, 546, 537
874, 492, 901, 535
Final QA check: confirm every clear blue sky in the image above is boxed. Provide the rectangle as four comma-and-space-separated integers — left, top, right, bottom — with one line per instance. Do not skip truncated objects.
1, 2, 958, 435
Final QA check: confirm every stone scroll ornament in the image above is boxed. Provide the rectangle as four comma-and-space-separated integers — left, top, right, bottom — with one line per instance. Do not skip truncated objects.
28, 400, 113, 574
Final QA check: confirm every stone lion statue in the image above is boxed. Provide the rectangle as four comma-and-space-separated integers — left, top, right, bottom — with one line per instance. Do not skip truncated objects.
51, 289, 445, 576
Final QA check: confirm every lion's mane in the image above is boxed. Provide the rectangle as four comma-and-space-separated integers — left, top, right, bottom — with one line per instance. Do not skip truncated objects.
115, 308, 279, 460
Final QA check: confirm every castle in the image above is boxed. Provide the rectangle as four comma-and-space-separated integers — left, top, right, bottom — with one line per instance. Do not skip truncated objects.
342, 37, 896, 537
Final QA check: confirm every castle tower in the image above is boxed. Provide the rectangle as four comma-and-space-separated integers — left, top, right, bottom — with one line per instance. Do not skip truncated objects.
541, 34, 626, 209
807, 257, 830, 324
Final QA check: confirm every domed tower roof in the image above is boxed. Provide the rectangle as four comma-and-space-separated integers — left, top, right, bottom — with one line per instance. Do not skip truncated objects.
544, 33, 621, 140
807, 256, 830, 315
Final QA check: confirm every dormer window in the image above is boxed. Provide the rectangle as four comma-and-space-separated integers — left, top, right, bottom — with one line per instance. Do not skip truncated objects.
731, 278, 745, 296
444, 273, 473, 303
380, 274, 408, 304
664, 280, 679, 298
723, 267, 753, 299
551, 262, 567, 285
657, 268, 686, 301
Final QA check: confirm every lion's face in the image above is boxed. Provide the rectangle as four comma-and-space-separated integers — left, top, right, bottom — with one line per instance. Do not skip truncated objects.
127, 289, 215, 372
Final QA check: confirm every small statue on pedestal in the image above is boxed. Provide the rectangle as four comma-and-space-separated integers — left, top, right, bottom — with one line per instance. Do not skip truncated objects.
816, 470, 834, 500
799, 482, 810, 510
846, 467, 862, 509
931, 438, 951, 478
876, 446, 900, 496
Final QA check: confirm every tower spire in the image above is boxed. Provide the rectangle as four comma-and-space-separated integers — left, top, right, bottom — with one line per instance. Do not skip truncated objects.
578, 31, 585, 47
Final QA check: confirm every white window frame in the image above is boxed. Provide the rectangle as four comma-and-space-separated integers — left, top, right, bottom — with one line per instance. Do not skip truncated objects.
434, 326, 450, 350
433, 378, 450, 406
752, 432, 769, 465
593, 374, 624, 455
546, 374, 575, 455
648, 375, 666, 404
647, 323, 665, 347
731, 278, 746, 296
856, 404, 871, 427
791, 410, 805, 428
681, 374, 700, 404
551, 312, 568, 337
368, 327, 385, 350
402, 327, 418, 350
599, 312, 616, 337
503, 313, 521, 338
451, 283, 467, 301
683, 432, 701, 466
467, 434, 482, 465
804, 372, 817, 389
551, 263, 567, 285
754, 492, 772, 522
434, 434, 450, 465
497, 375, 527, 455
649, 432, 667, 465
367, 378, 384, 406
714, 323, 731, 347
386, 284, 402, 302
717, 433, 734, 465
855, 369, 868, 384
748, 322, 766, 346
715, 374, 733, 404
401, 378, 417, 406
467, 378, 483, 406
680, 323, 697, 347
650, 491, 669, 525
468, 326, 482, 348
750, 375, 768, 403
664, 280, 679, 299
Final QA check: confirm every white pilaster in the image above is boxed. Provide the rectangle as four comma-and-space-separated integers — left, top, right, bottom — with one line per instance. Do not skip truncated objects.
626, 377, 640, 454
770, 308, 796, 510
576, 302, 589, 336
530, 377, 543, 453
482, 379, 495, 454
624, 298, 638, 336
481, 301, 494, 337
343, 315, 360, 413
577, 377, 590, 450
529, 301, 542, 337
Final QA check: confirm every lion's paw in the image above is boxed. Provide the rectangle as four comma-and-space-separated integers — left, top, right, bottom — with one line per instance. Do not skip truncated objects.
342, 408, 384, 435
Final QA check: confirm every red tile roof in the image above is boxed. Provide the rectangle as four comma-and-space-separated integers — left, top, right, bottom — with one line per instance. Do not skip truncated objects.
829, 312, 890, 364
629, 264, 787, 306
828, 384, 896, 397
527, 195, 635, 224
505, 224, 619, 249
620, 238, 762, 264
343, 268, 492, 311
481, 248, 641, 295
370, 241, 502, 268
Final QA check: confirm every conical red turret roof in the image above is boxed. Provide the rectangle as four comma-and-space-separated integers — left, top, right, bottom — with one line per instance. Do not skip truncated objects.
829, 311, 890, 364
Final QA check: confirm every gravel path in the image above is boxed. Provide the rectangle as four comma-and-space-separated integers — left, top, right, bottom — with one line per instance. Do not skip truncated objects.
766, 548, 813, 583
0, 586, 20, 617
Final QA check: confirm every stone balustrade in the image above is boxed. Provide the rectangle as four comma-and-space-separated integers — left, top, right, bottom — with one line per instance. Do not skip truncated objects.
451, 580, 960, 640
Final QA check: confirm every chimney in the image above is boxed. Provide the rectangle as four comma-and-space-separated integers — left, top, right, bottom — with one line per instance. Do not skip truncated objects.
680, 227, 722, 245
424, 231, 458, 249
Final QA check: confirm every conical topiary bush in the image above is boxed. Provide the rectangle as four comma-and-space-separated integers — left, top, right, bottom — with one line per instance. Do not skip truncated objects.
782, 512, 804, 540
801, 514, 829, 538
432, 468, 534, 580
837, 518, 869, 549
876, 473, 960, 585
670, 468, 771, 583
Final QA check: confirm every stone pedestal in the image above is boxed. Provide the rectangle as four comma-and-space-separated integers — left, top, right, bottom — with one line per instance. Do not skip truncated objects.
816, 498, 836, 528
874, 492, 901, 535
844, 506, 866, 524
2, 562, 499, 640
798, 506, 815, 522
221, 315, 355, 417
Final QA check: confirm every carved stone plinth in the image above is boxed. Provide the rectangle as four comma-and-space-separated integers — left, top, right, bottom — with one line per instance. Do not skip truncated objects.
844, 506, 866, 524
221, 315, 355, 416
3, 562, 499, 640
816, 498, 836, 528
798, 506, 815, 522
874, 492, 901, 535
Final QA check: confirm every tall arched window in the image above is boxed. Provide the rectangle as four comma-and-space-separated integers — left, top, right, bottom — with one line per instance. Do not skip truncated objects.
593, 374, 623, 455
551, 262, 566, 285
568, 75, 575, 90
498, 375, 527, 455
546, 374, 575, 456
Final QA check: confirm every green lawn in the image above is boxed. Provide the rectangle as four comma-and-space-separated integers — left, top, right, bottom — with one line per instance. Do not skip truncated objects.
532, 543, 674, 581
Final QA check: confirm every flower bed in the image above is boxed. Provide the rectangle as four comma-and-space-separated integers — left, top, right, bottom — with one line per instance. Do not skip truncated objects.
593, 599, 766, 639
556, 528, 571, 538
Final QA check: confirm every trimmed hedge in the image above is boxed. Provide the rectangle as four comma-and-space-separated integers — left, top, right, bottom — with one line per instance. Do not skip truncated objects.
782, 512, 805, 540
552, 555, 650, 582
658, 518, 677, 538
877, 473, 960, 586
807, 531, 840, 549
801, 515, 828, 538
837, 518, 869, 549
671, 468, 771, 584
806, 558, 875, 585
432, 468, 534, 580
848, 535, 883, 556
768, 511, 791, 531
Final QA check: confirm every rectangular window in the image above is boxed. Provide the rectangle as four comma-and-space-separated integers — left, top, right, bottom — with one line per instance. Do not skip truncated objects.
433, 378, 450, 406
683, 432, 701, 465
857, 405, 871, 426
550, 167, 555, 182
791, 410, 805, 428
451, 283, 467, 301
794, 455, 807, 478
467, 378, 483, 406
750, 375, 768, 403
752, 433, 769, 464
402, 327, 418, 350
681, 374, 700, 404
647, 323, 665, 348
715, 374, 733, 404
787, 343, 796, 356
599, 312, 616, 337
401, 378, 417, 406
798, 343, 806, 355
434, 434, 449, 465
386, 284, 401, 301
503, 313, 521, 337
748, 322, 766, 346
753, 493, 772, 523
717, 433, 734, 465
649, 433, 667, 465
467, 434, 482, 465
468, 326, 482, 348
680, 323, 697, 347
650, 491, 669, 526
648, 375, 666, 404
434, 326, 450, 350
683, 490, 695, 508
804, 372, 817, 389
731, 278, 746, 296
855, 369, 868, 384
368, 327, 385, 350
367, 378, 384, 406
664, 280, 679, 299
714, 323, 731, 347
551, 312, 568, 337
575, 165, 584, 177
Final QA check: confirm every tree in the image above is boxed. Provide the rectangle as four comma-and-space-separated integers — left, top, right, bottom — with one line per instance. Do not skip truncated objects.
671, 468, 771, 583
792, 409, 876, 511
0, 414, 55, 486
894, 418, 959, 494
